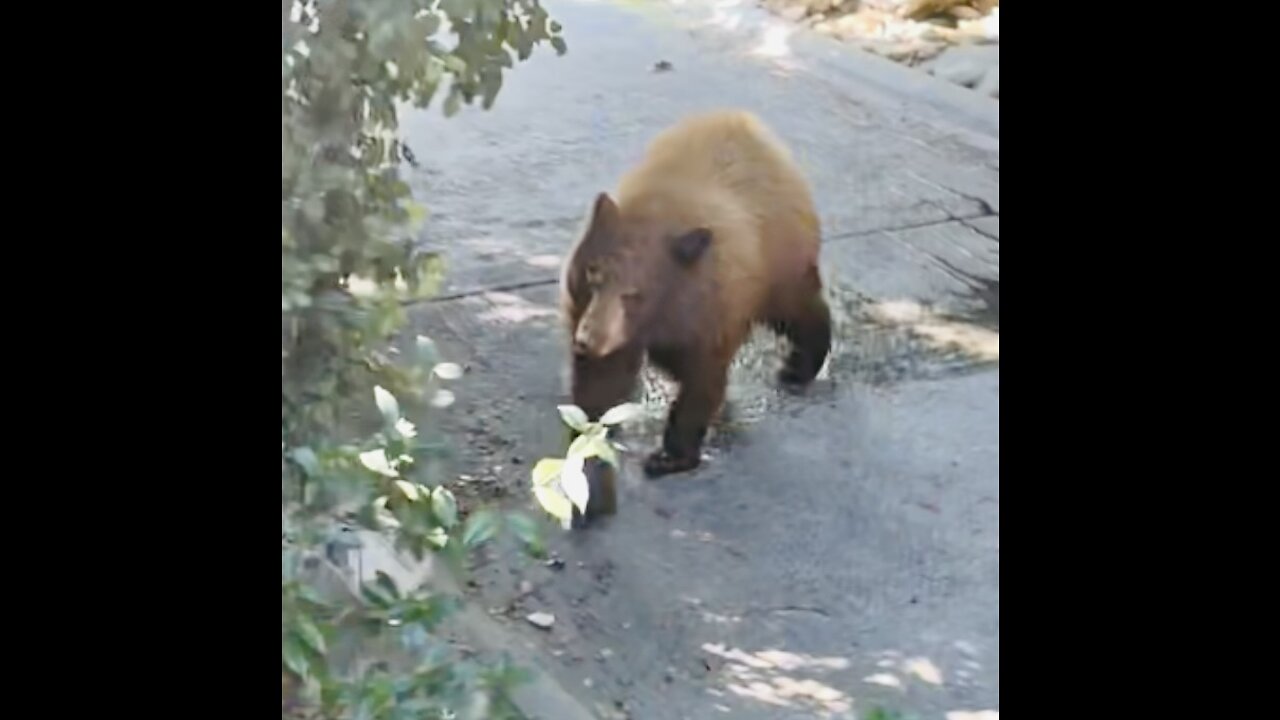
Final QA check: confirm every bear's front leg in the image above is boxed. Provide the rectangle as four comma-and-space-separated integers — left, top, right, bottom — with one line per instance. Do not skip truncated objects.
643, 357, 728, 478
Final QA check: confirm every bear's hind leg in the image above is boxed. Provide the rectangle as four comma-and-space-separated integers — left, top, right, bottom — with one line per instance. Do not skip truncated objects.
770, 274, 832, 388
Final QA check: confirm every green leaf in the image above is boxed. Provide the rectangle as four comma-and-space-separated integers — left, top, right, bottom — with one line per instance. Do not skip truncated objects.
374, 386, 401, 429
531, 458, 564, 487
462, 509, 500, 549
395, 480, 421, 501
566, 433, 590, 460
600, 403, 644, 426
375, 570, 400, 600
404, 201, 428, 231
283, 635, 310, 678
481, 70, 503, 109
558, 405, 590, 432
441, 0, 477, 22
294, 615, 327, 656
395, 418, 418, 440
376, 511, 402, 530
298, 584, 332, 610
591, 438, 619, 469
506, 512, 544, 555
444, 90, 462, 118
415, 335, 438, 366
407, 253, 446, 300
290, 447, 321, 477
431, 486, 459, 528
361, 583, 396, 609
566, 427, 609, 462
419, 13, 441, 37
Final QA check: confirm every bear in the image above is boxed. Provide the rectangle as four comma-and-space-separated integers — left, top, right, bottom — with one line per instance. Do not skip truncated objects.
559, 109, 832, 477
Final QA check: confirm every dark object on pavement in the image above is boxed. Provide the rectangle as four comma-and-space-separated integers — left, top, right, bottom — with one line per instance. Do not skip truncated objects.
572, 456, 618, 529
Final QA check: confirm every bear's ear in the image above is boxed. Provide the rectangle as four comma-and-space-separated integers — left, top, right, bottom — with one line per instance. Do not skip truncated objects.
671, 228, 712, 266
587, 192, 620, 237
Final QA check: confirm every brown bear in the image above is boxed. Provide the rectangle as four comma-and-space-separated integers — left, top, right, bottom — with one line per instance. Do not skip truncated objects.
559, 109, 832, 477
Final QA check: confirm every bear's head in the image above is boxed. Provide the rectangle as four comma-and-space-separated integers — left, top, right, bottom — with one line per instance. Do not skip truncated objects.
563, 192, 711, 360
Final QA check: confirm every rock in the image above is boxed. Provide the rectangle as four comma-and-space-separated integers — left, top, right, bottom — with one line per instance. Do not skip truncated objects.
913, 41, 947, 64
805, 0, 842, 13
880, 43, 922, 62
780, 5, 808, 21
836, 9, 891, 38
901, 0, 967, 21
862, 39, 943, 64
813, 19, 840, 36
922, 44, 999, 88
570, 457, 617, 529
967, 6, 998, 41
526, 612, 556, 630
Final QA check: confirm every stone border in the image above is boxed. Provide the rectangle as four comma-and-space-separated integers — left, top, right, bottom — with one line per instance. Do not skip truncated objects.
761, 1, 999, 98
320, 530, 598, 720
655, 0, 998, 139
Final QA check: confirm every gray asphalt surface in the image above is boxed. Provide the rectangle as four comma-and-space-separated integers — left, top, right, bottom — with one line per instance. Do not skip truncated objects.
401, 2, 999, 717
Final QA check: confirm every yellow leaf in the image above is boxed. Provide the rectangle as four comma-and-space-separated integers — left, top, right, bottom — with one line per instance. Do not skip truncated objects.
532, 458, 564, 487
557, 405, 590, 432
600, 403, 644, 426
360, 450, 399, 478
534, 485, 573, 523
560, 457, 589, 514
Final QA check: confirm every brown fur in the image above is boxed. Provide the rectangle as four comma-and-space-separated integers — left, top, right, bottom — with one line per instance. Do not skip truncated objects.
560, 110, 832, 477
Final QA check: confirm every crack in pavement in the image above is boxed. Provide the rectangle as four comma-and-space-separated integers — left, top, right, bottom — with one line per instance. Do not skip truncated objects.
826, 213, 996, 244
742, 605, 833, 620
408, 277, 559, 306
935, 182, 996, 217
961, 218, 999, 243
410, 217, 998, 306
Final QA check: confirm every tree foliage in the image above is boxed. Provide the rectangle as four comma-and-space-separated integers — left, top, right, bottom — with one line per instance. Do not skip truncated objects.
281, 0, 563, 716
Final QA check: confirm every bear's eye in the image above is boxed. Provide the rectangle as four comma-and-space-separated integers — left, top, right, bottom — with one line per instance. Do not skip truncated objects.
584, 264, 604, 287
621, 289, 642, 305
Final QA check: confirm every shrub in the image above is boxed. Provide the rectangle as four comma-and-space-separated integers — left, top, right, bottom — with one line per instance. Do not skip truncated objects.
281, 1, 565, 716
